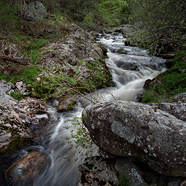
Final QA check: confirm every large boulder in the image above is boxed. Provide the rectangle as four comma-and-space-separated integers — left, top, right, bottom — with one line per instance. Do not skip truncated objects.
82, 101, 186, 177
19, 1, 47, 21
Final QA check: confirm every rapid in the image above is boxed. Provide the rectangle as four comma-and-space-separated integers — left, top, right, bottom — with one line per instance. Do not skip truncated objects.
32, 33, 166, 186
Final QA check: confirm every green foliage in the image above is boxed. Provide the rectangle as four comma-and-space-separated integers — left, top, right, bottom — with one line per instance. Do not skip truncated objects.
10, 91, 23, 100
30, 64, 109, 100
64, 116, 94, 149
128, 0, 186, 29
0, 1, 19, 25
0, 65, 40, 84
141, 50, 186, 103
127, 0, 186, 54
97, 0, 129, 26
30, 71, 76, 100
58, 0, 129, 29
118, 174, 131, 186
14, 35, 49, 62
0, 136, 33, 154
15, 35, 49, 49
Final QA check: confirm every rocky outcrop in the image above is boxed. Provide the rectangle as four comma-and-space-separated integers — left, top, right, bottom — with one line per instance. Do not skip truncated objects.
110, 24, 136, 36
39, 26, 106, 82
32, 25, 112, 99
79, 155, 185, 186
15, 81, 29, 96
82, 101, 186, 177
0, 82, 50, 154
19, 1, 47, 21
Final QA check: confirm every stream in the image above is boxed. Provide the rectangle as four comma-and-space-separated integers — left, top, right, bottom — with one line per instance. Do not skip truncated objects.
30, 33, 166, 186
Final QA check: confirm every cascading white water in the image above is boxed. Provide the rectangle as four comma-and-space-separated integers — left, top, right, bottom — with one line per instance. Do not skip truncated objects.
33, 33, 166, 186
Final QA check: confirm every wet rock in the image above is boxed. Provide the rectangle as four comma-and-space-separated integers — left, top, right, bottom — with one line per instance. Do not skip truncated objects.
5, 151, 46, 182
82, 101, 186, 177
99, 149, 116, 159
19, 1, 47, 21
151, 102, 186, 121
115, 61, 139, 70
79, 156, 119, 186
15, 98, 49, 136
99, 43, 107, 56
52, 100, 59, 107
25, 117, 32, 125
57, 98, 75, 112
115, 48, 128, 54
115, 158, 146, 186
111, 24, 136, 36
158, 53, 175, 59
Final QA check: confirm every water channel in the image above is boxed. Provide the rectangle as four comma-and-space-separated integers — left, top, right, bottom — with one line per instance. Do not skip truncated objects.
32, 33, 165, 186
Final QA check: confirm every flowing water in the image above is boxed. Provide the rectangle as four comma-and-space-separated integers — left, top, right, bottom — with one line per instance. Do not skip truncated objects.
28, 34, 165, 186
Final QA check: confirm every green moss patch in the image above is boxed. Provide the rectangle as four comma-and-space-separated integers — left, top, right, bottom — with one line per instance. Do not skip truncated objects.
30, 59, 112, 100
0, 137, 33, 155
10, 92, 23, 100
0, 65, 41, 84
141, 50, 186, 103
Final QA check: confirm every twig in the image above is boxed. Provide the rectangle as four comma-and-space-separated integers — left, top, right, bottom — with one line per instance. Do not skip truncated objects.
65, 84, 96, 104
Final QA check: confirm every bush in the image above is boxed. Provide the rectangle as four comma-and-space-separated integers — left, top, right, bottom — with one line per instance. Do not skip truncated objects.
128, 0, 186, 54
141, 50, 186, 103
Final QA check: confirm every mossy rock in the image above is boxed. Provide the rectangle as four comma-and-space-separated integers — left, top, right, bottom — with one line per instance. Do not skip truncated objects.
0, 137, 33, 155
57, 98, 76, 112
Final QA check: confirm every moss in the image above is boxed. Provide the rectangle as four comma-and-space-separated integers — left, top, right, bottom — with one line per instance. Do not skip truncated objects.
0, 1, 20, 25
0, 136, 33, 155
67, 100, 76, 111
141, 50, 186, 103
0, 65, 41, 84
0, 1, 113, 101
29, 58, 113, 100
118, 173, 131, 186
10, 92, 23, 100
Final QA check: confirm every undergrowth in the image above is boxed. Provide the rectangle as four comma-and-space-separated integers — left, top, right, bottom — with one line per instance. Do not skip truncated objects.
141, 50, 186, 103
0, 65, 40, 83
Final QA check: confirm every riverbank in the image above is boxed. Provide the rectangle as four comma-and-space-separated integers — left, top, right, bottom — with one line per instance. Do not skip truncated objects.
113, 24, 186, 103
0, 2, 114, 184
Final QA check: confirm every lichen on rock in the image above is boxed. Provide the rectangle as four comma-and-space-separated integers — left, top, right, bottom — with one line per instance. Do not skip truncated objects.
82, 101, 186, 177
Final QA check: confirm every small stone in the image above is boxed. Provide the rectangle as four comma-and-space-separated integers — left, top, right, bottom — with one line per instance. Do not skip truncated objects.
52, 100, 59, 107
